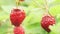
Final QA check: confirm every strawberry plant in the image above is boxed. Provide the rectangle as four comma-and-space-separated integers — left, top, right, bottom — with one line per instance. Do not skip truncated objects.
0, 0, 60, 34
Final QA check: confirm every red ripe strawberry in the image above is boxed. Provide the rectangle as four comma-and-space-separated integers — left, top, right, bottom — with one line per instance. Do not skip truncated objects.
41, 15, 55, 32
14, 26, 25, 34
10, 8, 26, 26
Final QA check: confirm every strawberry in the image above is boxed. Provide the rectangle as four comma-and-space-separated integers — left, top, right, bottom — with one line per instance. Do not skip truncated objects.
10, 8, 26, 26
14, 26, 25, 34
41, 15, 55, 32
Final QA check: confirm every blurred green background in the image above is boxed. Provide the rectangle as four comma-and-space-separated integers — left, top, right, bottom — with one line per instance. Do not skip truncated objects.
0, 0, 60, 34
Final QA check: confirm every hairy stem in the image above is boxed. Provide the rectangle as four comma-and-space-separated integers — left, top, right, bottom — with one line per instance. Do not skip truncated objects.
44, 0, 50, 15
16, 0, 19, 8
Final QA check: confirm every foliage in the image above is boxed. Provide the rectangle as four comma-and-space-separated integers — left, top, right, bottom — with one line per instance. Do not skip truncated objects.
0, 0, 60, 34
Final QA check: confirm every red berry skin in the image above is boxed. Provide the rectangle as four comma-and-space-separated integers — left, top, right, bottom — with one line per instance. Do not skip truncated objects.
10, 9, 26, 26
14, 26, 25, 34
41, 15, 55, 32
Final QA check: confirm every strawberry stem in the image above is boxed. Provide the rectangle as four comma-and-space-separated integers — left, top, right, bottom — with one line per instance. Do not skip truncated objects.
44, 0, 48, 12
44, 0, 50, 15
16, 0, 19, 8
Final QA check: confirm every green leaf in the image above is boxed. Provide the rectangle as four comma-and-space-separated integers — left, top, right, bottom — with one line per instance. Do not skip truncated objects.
0, 0, 15, 5
49, 22, 60, 34
49, 5, 60, 16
